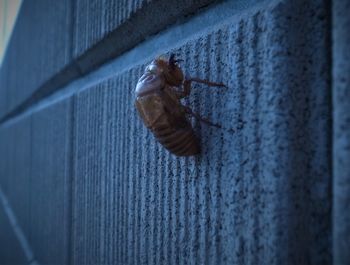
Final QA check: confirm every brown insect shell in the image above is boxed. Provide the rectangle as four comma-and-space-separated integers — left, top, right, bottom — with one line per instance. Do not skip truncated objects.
152, 58, 184, 86
135, 58, 201, 156
135, 58, 184, 97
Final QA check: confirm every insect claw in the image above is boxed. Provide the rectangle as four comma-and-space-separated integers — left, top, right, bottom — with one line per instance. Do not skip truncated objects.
169, 53, 175, 64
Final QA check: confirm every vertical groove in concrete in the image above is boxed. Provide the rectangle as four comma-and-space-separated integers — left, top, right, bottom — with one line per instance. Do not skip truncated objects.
118, 74, 125, 264
197, 35, 206, 265
170, 152, 177, 265
73, 84, 107, 264
114, 75, 122, 264
254, 11, 265, 264
183, 42, 194, 265
124, 70, 133, 265
101, 104, 108, 264
167, 151, 174, 265
225, 19, 244, 265
110, 75, 122, 260
126, 71, 133, 265
133, 67, 141, 264
149, 82, 159, 265
155, 134, 163, 265
68, 96, 76, 265
132, 67, 140, 265
247, 11, 262, 265
216, 28, 225, 265
30, 99, 72, 264
73, 0, 147, 57
333, 0, 350, 264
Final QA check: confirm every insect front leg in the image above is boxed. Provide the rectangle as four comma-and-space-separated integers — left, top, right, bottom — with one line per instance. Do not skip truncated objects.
182, 105, 221, 128
168, 53, 183, 69
180, 77, 227, 98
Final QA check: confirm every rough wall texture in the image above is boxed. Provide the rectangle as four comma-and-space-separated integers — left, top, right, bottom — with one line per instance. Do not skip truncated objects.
73, 0, 219, 58
72, 2, 332, 263
0, 0, 219, 128
0, 192, 27, 264
30, 100, 73, 265
0, 0, 72, 117
0, 0, 345, 264
73, 0, 146, 57
333, 0, 350, 264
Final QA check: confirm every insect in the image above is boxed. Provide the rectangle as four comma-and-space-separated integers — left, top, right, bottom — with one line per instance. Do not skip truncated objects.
135, 54, 226, 156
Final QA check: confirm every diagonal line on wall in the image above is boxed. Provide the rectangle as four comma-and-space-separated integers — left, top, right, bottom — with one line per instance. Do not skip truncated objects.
0, 186, 40, 265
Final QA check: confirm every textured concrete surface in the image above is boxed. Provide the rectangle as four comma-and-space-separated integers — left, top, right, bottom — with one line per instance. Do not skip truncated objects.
0, 193, 27, 264
0, 0, 72, 118
0, 66, 7, 118
73, 0, 147, 57
71, 0, 331, 264
73, 0, 217, 58
0, 186, 35, 264
0, 0, 221, 125
0, 0, 336, 264
0, 100, 72, 265
29, 99, 73, 265
333, 0, 350, 264
0, 119, 33, 265
0, 118, 32, 239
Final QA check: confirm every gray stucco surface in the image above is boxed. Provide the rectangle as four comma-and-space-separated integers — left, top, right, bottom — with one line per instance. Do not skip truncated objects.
71, 1, 331, 264
0, 66, 7, 120
0, 0, 344, 264
73, 0, 219, 58
0, 119, 32, 238
0, 0, 72, 118
0, 100, 72, 265
29, 100, 73, 265
333, 0, 350, 264
73, 0, 148, 57
73, 0, 146, 57
0, 192, 27, 264
0, 0, 221, 127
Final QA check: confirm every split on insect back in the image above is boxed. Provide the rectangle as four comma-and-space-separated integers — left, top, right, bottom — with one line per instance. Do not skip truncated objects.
134, 53, 227, 157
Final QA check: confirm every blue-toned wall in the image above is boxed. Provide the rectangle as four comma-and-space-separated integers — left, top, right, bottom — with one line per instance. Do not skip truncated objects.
333, 0, 350, 264
0, 0, 347, 264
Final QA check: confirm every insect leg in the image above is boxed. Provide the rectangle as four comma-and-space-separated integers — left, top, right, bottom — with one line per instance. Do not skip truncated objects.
186, 77, 227, 88
183, 106, 221, 128
181, 77, 227, 97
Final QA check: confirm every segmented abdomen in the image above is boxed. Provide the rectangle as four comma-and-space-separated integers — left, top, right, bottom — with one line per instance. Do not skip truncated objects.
135, 93, 200, 156
152, 123, 200, 156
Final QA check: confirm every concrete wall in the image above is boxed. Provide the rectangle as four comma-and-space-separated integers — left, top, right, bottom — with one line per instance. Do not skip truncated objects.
333, 0, 350, 264
0, 0, 347, 264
